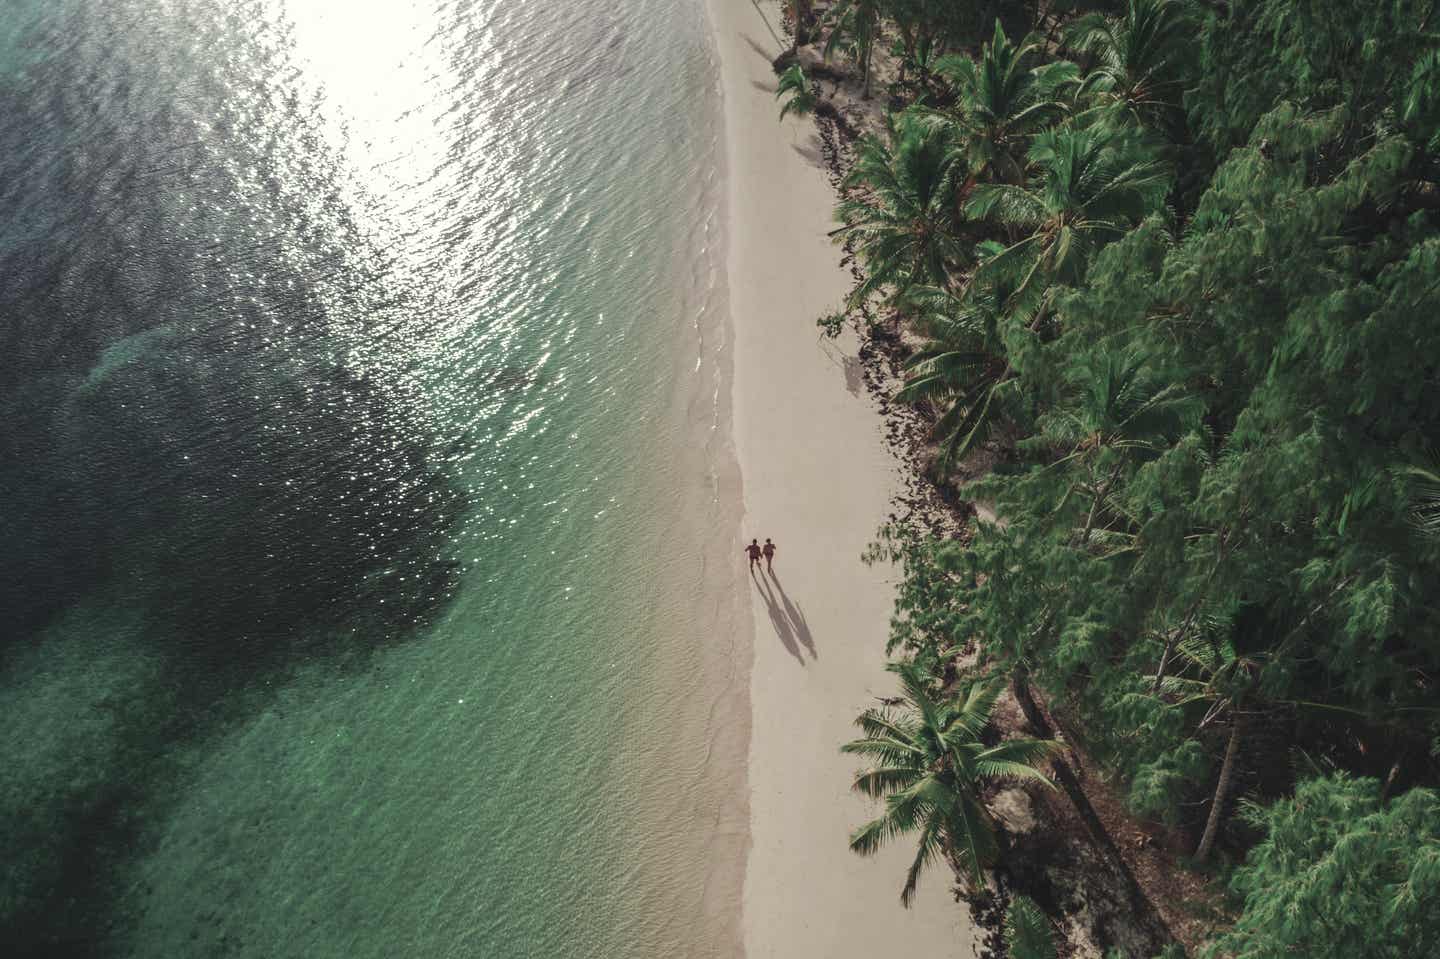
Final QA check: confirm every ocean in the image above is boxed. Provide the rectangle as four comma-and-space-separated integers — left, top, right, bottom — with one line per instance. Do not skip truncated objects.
0, 0, 746, 955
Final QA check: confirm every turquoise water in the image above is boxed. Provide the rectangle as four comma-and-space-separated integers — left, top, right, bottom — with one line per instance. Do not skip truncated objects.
0, 1, 744, 956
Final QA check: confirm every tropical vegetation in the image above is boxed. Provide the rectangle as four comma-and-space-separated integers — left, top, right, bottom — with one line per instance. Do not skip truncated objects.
842, 662, 1059, 903
1004, 894, 1057, 959
790, 0, 1440, 953
1209, 774, 1440, 958
776, 63, 817, 120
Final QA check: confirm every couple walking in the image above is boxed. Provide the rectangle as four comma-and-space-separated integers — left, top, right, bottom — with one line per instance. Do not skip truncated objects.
744, 537, 777, 574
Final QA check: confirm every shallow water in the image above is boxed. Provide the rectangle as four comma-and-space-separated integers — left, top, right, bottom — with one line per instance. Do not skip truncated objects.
0, 1, 741, 955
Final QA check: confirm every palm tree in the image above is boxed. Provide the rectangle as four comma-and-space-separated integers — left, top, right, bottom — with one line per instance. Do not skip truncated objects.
931, 21, 1078, 186
776, 64, 817, 120
1066, 0, 1194, 132
893, 264, 1015, 473
965, 122, 1170, 327
1039, 346, 1202, 545
836, 110, 967, 308
781, 0, 814, 50
843, 661, 1061, 902
822, 0, 884, 98
1159, 634, 1259, 862
1048, 348, 1200, 456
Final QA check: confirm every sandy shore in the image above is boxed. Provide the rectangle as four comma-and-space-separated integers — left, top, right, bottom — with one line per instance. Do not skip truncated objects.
705, 1, 982, 956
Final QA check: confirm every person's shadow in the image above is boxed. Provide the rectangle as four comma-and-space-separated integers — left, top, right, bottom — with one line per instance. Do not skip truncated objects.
754, 569, 817, 663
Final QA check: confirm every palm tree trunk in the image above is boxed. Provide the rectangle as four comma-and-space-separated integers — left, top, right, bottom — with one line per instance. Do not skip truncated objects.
1012, 670, 1110, 851
1013, 669, 1175, 946
1078, 463, 1124, 549
1194, 713, 1244, 863
1380, 744, 1406, 805
895, 23, 913, 88
785, 0, 811, 50
1044, 9, 1062, 48
1151, 631, 1180, 694
1380, 758, 1402, 804
1151, 596, 1209, 694
955, 172, 977, 229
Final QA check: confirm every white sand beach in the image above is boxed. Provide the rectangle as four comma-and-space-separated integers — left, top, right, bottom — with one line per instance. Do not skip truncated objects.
706, 1, 983, 956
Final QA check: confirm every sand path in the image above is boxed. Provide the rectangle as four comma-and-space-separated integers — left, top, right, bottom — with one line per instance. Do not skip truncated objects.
706, 1, 982, 956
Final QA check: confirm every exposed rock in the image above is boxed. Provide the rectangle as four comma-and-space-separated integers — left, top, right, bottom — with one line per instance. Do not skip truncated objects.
992, 788, 1039, 836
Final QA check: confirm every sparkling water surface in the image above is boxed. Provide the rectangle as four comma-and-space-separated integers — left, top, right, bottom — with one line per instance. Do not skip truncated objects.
0, 1, 734, 955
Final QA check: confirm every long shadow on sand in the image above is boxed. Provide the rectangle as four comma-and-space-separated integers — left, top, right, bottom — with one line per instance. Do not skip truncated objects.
754, 569, 816, 664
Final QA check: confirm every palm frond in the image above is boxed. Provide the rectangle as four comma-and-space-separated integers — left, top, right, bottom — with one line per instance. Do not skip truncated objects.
840, 735, 924, 762
854, 765, 922, 798
849, 811, 907, 857
890, 659, 944, 733
946, 793, 997, 888
1005, 895, 1058, 959
851, 706, 921, 742
948, 680, 1002, 740
976, 736, 1063, 768
973, 758, 1058, 786
896, 352, 995, 404
1398, 462, 1440, 538
934, 378, 1006, 472
899, 817, 945, 907
967, 183, 1047, 226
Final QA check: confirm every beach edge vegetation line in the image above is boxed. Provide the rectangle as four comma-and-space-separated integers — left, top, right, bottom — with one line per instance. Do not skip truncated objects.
784, 0, 1440, 954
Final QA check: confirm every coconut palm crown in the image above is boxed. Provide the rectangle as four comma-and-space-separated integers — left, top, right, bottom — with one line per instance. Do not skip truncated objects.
837, 110, 967, 307
842, 661, 1062, 904
1066, 0, 1194, 132
893, 269, 1017, 474
966, 122, 1171, 325
932, 21, 1079, 185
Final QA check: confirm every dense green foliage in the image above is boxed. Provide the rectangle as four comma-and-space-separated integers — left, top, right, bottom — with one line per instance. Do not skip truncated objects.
805, 0, 1440, 950
1210, 774, 1440, 958
841, 662, 1060, 903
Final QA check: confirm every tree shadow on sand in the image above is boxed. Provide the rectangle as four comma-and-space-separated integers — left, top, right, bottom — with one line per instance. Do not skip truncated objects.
753, 569, 816, 664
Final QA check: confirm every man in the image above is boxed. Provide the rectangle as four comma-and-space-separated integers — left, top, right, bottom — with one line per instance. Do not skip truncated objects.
762, 538, 776, 573
744, 538, 762, 571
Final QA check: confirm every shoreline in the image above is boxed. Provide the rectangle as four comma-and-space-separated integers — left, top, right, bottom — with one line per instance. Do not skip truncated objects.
704, 1, 981, 956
